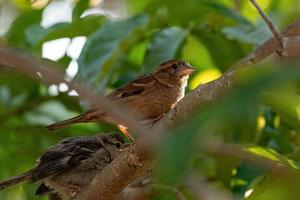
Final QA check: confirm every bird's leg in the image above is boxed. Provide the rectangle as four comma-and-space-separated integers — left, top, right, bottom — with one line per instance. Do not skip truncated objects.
118, 125, 134, 142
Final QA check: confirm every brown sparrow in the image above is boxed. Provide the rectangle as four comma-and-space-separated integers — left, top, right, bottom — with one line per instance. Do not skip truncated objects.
47, 60, 195, 140
0, 133, 124, 200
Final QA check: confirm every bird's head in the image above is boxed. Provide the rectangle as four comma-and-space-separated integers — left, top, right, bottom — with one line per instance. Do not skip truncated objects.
154, 60, 195, 86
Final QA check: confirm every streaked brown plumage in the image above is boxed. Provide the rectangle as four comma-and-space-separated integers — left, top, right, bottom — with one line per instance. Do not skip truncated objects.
47, 60, 194, 140
0, 133, 124, 200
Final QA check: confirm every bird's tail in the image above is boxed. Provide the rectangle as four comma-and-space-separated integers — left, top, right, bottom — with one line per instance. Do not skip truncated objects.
0, 171, 33, 191
47, 115, 87, 131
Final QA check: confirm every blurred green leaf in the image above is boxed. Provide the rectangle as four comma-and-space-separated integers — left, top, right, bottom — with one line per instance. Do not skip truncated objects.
263, 87, 300, 131
143, 27, 188, 72
193, 27, 247, 72
72, 0, 90, 21
24, 100, 76, 126
6, 9, 43, 49
0, 72, 39, 111
34, 16, 106, 49
146, 0, 248, 27
246, 146, 298, 169
222, 23, 272, 46
126, 0, 151, 15
232, 164, 266, 197
77, 14, 148, 87
181, 35, 215, 70
201, 1, 250, 25
25, 24, 47, 48
247, 173, 300, 200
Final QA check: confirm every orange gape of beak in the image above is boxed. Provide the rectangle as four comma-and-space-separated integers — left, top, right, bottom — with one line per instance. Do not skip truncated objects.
118, 125, 134, 141
180, 66, 195, 76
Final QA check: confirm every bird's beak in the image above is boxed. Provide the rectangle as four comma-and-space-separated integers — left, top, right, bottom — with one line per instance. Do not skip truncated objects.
179, 66, 195, 76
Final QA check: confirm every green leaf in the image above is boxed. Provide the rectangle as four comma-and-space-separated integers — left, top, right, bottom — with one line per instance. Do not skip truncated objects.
146, 0, 209, 26
25, 24, 47, 48
146, 0, 248, 27
246, 146, 298, 169
126, 0, 151, 15
181, 35, 215, 70
222, 23, 272, 46
247, 173, 300, 200
72, 0, 90, 21
24, 100, 76, 126
6, 9, 43, 49
202, 1, 249, 25
0, 72, 39, 105
192, 27, 247, 72
34, 16, 106, 49
77, 14, 149, 87
263, 87, 300, 131
143, 27, 188, 72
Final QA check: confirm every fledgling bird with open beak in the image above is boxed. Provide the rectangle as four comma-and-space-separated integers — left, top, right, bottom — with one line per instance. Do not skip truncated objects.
47, 60, 195, 140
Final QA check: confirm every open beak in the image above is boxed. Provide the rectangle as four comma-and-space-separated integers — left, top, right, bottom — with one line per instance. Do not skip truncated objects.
179, 66, 195, 76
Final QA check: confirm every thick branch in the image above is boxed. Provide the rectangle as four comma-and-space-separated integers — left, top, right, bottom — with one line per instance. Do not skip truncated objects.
74, 140, 153, 200
230, 18, 300, 71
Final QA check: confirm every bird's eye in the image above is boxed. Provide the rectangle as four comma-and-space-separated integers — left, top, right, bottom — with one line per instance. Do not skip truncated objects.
171, 64, 178, 70
115, 142, 122, 148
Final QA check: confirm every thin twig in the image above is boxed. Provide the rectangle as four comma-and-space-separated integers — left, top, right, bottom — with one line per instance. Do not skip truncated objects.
250, 0, 285, 54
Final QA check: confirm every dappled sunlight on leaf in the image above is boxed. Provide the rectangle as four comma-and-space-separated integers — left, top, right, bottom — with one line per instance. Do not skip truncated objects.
31, 0, 49, 9
246, 172, 300, 200
257, 115, 266, 131
246, 146, 298, 169
190, 69, 221, 89
241, 0, 271, 22
182, 35, 215, 70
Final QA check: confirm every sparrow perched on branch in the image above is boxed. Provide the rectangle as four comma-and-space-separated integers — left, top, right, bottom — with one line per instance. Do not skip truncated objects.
47, 60, 195, 140
0, 133, 124, 200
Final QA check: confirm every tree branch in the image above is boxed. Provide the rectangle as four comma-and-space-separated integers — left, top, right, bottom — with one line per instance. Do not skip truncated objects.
230, 19, 300, 71
249, 0, 285, 55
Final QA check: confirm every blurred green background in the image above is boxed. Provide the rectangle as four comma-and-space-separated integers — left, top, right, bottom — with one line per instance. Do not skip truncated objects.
0, 0, 300, 199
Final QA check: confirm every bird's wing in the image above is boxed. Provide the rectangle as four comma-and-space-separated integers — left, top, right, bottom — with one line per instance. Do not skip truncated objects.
32, 135, 106, 181
47, 74, 155, 130
107, 74, 155, 101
